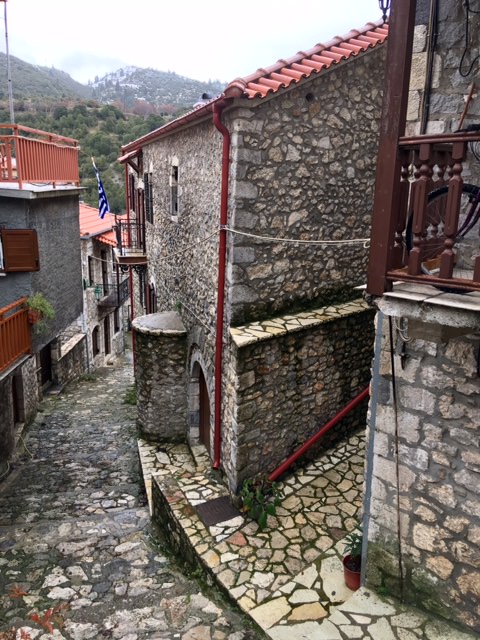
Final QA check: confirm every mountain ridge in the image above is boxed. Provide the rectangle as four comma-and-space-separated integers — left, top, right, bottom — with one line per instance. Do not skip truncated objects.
0, 52, 226, 113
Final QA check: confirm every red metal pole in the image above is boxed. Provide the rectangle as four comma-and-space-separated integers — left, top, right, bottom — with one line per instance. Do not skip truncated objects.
268, 386, 370, 482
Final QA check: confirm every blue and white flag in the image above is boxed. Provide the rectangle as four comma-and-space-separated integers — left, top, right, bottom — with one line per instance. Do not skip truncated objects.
92, 159, 110, 219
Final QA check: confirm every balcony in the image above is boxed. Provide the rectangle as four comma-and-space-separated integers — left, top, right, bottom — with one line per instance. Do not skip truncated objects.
0, 124, 79, 189
0, 297, 31, 374
93, 278, 129, 308
114, 220, 148, 267
368, 131, 480, 295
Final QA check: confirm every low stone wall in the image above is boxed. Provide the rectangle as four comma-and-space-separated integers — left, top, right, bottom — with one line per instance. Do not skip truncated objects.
223, 299, 375, 491
0, 373, 14, 474
366, 313, 480, 632
52, 334, 87, 388
133, 312, 188, 441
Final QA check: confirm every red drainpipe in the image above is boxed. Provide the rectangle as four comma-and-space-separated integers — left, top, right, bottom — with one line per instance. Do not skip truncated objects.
268, 386, 370, 482
212, 100, 231, 470
124, 162, 136, 369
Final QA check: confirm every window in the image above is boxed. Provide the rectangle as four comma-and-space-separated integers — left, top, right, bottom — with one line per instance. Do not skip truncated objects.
170, 162, 179, 218
114, 308, 120, 332
128, 173, 136, 213
144, 172, 153, 223
92, 326, 100, 356
88, 256, 94, 285
0, 228, 39, 272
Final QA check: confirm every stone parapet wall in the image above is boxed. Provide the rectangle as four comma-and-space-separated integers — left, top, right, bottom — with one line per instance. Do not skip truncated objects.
133, 312, 188, 440
222, 299, 375, 491
366, 312, 480, 632
52, 334, 87, 388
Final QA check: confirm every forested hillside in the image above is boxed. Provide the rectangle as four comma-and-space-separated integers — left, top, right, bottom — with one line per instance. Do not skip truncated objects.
0, 53, 227, 211
0, 101, 165, 212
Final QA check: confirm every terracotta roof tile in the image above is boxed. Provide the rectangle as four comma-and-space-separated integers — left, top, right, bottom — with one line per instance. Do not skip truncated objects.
79, 202, 117, 247
121, 19, 387, 154
229, 21, 388, 99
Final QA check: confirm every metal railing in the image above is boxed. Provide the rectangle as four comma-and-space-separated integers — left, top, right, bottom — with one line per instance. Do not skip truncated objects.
93, 278, 129, 307
0, 124, 80, 189
114, 220, 146, 255
0, 297, 31, 373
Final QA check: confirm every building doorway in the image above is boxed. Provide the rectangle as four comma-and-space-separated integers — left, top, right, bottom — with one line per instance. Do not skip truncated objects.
198, 369, 210, 454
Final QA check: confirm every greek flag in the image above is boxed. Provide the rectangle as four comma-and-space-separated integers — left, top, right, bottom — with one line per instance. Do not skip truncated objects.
92, 159, 110, 219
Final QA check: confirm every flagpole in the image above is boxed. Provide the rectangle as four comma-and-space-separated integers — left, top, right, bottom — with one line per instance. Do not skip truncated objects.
2, 0, 14, 124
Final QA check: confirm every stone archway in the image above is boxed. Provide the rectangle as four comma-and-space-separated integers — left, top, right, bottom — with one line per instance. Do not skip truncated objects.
188, 359, 212, 457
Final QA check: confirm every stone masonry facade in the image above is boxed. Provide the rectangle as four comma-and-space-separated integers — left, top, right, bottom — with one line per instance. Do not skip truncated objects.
366, 312, 480, 632
130, 43, 386, 488
365, 2, 480, 633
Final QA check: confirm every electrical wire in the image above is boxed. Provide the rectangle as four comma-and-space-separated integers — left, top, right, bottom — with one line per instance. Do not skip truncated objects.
388, 316, 405, 602
459, 0, 480, 77
223, 226, 370, 247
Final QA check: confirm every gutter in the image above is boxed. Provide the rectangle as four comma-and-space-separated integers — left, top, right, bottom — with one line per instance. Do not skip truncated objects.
212, 99, 231, 470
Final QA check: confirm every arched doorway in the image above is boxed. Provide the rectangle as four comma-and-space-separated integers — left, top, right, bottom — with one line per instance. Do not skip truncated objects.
189, 360, 211, 457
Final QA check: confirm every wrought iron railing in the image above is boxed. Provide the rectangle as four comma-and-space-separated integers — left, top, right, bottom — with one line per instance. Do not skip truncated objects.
93, 278, 129, 307
114, 220, 146, 256
0, 124, 79, 189
0, 297, 31, 373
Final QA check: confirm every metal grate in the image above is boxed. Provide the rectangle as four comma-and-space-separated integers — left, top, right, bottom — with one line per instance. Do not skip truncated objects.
194, 496, 240, 527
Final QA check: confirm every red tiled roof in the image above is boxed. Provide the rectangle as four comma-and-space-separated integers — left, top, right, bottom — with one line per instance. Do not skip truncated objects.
227, 21, 388, 99
121, 19, 388, 155
79, 202, 116, 247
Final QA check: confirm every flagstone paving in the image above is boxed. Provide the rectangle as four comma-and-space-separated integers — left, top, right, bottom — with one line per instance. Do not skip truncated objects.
139, 430, 479, 640
1, 353, 478, 640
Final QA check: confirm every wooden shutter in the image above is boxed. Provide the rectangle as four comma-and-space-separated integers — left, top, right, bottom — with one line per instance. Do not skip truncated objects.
1, 228, 40, 272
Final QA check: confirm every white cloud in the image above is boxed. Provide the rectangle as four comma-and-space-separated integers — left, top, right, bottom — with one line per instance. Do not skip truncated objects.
1, 0, 383, 84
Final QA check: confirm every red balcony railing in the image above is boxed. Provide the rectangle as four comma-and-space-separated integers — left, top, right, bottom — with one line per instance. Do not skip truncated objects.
0, 124, 79, 189
369, 131, 480, 294
0, 297, 31, 373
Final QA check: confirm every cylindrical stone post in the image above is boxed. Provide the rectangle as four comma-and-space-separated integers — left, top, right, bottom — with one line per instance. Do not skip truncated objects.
132, 312, 187, 440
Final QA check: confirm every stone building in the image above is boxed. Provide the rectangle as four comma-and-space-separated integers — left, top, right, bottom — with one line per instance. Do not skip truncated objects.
79, 202, 128, 370
365, 0, 480, 633
0, 126, 86, 478
119, 20, 388, 492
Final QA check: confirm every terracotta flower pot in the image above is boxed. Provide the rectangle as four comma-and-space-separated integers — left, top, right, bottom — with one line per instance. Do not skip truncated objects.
343, 554, 361, 591
27, 309, 42, 325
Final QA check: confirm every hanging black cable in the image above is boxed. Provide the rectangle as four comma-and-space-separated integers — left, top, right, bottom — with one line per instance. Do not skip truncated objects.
460, 0, 480, 77
420, 0, 439, 134
388, 316, 405, 603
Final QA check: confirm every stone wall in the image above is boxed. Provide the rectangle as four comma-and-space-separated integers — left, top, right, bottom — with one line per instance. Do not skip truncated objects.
227, 47, 385, 325
365, 312, 480, 632
223, 300, 375, 491
0, 355, 39, 476
52, 334, 88, 388
133, 312, 188, 440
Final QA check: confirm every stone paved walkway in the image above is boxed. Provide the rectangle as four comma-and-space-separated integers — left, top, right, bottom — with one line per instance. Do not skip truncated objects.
139, 433, 478, 639
0, 356, 263, 640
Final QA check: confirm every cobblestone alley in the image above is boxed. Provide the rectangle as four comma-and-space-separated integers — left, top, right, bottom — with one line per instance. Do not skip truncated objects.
0, 353, 263, 640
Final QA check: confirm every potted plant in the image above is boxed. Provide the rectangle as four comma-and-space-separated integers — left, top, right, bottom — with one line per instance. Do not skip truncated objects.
342, 530, 362, 591
26, 292, 55, 332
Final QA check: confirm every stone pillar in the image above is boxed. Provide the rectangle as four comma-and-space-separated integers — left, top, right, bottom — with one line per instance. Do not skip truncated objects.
133, 312, 187, 441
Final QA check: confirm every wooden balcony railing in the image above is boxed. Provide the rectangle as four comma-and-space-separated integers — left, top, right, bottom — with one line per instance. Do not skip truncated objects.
369, 131, 480, 294
0, 297, 31, 373
0, 124, 79, 189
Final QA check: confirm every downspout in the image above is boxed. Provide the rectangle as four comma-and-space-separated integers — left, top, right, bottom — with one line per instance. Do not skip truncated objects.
268, 386, 370, 482
212, 100, 231, 469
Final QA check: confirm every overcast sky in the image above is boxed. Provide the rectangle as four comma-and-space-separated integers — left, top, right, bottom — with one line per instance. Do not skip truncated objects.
0, 0, 384, 85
